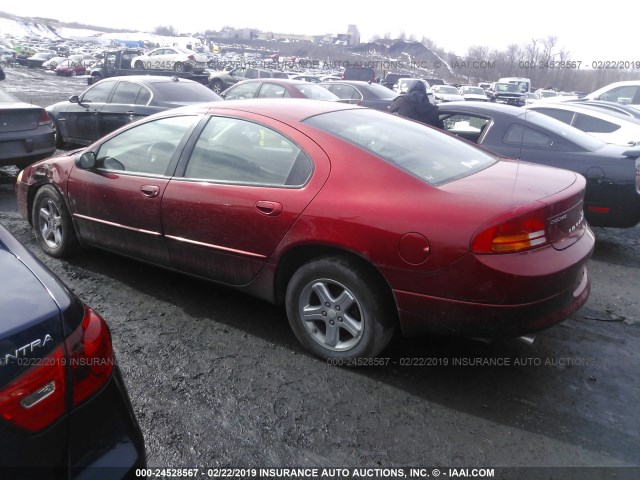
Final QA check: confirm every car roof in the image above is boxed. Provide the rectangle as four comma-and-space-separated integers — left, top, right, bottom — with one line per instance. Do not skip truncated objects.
231, 78, 316, 86
438, 101, 526, 115
527, 102, 640, 125
169, 98, 362, 123
588, 80, 640, 97
96, 75, 203, 85
569, 100, 640, 119
320, 80, 374, 86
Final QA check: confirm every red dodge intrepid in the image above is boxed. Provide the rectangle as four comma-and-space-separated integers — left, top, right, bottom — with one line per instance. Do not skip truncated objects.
16, 99, 594, 361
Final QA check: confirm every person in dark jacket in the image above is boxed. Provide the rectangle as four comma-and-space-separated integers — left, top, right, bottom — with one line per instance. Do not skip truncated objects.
389, 80, 444, 129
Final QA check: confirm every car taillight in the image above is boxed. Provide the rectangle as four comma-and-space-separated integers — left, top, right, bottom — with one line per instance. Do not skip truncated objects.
471, 205, 549, 254
188, 55, 195, 61
65, 306, 114, 407
38, 111, 52, 126
0, 307, 114, 432
0, 347, 67, 432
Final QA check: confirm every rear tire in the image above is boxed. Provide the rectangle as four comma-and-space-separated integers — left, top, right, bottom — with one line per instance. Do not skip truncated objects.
285, 256, 396, 362
174, 62, 185, 72
32, 185, 78, 258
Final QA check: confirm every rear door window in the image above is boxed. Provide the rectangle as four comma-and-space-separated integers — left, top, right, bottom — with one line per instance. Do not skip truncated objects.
573, 114, 620, 133
110, 81, 150, 105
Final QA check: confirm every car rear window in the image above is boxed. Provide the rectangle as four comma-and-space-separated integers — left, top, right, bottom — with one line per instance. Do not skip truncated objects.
366, 83, 397, 100
519, 109, 604, 150
151, 82, 221, 102
304, 108, 496, 185
293, 84, 339, 101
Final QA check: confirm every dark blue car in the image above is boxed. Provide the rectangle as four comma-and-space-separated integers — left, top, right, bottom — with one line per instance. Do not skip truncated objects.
0, 223, 145, 478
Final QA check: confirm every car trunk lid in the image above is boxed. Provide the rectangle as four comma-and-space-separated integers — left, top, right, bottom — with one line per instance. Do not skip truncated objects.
442, 159, 588, 252
0, 104, 48, 133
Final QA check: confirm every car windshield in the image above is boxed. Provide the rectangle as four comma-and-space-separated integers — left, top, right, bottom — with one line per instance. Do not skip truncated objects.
304, 108, 497, 185
539, 91, 559, 98
465, 87, 485, 95
293, 84, 339, 100
520, 110, 605, 150
151, 82, 221, 102
496, 83, 519, 92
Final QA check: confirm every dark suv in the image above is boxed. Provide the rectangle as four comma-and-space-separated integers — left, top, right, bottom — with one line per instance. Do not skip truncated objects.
208, 67, 288, 94
342, 66, 375, 82
382, 73, 412, 89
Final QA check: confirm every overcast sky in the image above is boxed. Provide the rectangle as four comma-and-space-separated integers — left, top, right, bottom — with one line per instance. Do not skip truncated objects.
1, 1, 637, 63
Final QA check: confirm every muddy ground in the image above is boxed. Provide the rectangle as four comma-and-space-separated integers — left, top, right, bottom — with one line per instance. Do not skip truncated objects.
1, 66, 639, 479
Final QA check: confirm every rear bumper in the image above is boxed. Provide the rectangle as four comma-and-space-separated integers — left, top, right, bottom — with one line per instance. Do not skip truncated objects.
69, 366, 146, 479
0, 130, 56, 168
394, 227, 595, 338
396, 264, 590, 337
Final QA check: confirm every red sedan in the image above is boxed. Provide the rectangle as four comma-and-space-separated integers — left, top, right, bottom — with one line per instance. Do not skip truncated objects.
16, 100, 594, 361
54, 59, 87, 76
220, 78, 340, 101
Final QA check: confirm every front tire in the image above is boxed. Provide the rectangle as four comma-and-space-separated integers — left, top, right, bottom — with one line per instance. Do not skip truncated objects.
32, 185, 78, 258
210, 80, 223, 94
285, 256, 396, 362
134, 60, 144, 70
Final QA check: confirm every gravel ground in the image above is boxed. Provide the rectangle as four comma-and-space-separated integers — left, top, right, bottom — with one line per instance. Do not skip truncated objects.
1, 66, 640, 478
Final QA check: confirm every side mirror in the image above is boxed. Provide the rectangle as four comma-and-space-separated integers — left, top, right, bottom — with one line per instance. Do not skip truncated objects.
77, 151, 97, 169
69, 95, 80, 104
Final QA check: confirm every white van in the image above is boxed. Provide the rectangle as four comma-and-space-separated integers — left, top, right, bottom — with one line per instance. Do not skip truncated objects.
498, 77, 531, 94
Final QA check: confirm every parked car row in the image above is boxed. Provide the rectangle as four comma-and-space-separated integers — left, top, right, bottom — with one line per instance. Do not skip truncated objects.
6, 72, 640, 231
4, 71, 639, 475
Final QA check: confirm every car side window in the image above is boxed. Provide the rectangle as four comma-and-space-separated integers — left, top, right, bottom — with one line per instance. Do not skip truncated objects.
441, 114, 489, 143
504, 124, 553, 147
224, 82, 260, 100
332, 85, 361, 100
184, 117, 313, 186
257, 83, 288, 98
231, 67, 247, 78
573, 114, 620, 133
110, 82, 150, 105
81, 81, 115, 103
533, 108, 574, 125
95, 116, 196, 176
